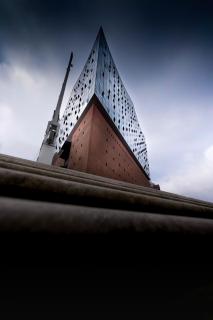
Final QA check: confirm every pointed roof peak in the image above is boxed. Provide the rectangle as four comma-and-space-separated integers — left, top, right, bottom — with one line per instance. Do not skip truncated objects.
95, 26, 109, 52
96, 26, 107, 42
98, 26, 104, 34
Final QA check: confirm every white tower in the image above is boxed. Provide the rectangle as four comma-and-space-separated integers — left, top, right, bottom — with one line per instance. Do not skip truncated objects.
37, 52, 73, 164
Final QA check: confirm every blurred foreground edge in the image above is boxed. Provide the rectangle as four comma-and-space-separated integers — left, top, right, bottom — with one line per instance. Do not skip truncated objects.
0, 153, 212, 264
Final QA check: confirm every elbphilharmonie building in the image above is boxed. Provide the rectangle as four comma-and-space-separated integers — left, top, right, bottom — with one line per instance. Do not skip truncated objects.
52, 27, 152, 187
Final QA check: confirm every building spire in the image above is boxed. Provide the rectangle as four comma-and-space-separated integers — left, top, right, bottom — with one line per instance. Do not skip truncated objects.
37, 51, 73, 165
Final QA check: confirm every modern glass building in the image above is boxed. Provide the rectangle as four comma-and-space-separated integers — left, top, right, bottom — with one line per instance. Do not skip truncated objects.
56, 27, 150, 178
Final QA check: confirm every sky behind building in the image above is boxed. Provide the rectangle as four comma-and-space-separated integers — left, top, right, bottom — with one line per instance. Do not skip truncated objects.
0, 0, 213, 201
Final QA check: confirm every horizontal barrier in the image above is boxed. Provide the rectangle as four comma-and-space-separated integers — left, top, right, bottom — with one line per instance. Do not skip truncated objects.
0, 154, 213, 233
1, 196, 213, 234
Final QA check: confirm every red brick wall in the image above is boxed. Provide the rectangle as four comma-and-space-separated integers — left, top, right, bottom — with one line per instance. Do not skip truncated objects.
68, 103, 94, 172
66, 102, 150, 187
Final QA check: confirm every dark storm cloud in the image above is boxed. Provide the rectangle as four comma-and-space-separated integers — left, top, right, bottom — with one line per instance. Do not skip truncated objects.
1, 0, 213, 73
1, 0, 213, 47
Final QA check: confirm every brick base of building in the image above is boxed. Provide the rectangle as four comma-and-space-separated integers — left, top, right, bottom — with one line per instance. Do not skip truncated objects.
53, 96, 152, 188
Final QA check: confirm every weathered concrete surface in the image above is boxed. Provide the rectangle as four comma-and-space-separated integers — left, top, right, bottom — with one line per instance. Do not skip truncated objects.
0, 153, 211, 206
1, 154, 213, 219
1, 196, 213, 234
0, 153, 213, 235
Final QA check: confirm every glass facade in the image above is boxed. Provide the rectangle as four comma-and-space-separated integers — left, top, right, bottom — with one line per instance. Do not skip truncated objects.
57, 28, 150, 177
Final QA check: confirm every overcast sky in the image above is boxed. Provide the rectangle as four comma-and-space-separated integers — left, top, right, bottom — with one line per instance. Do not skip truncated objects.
0, 0, 213, 202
